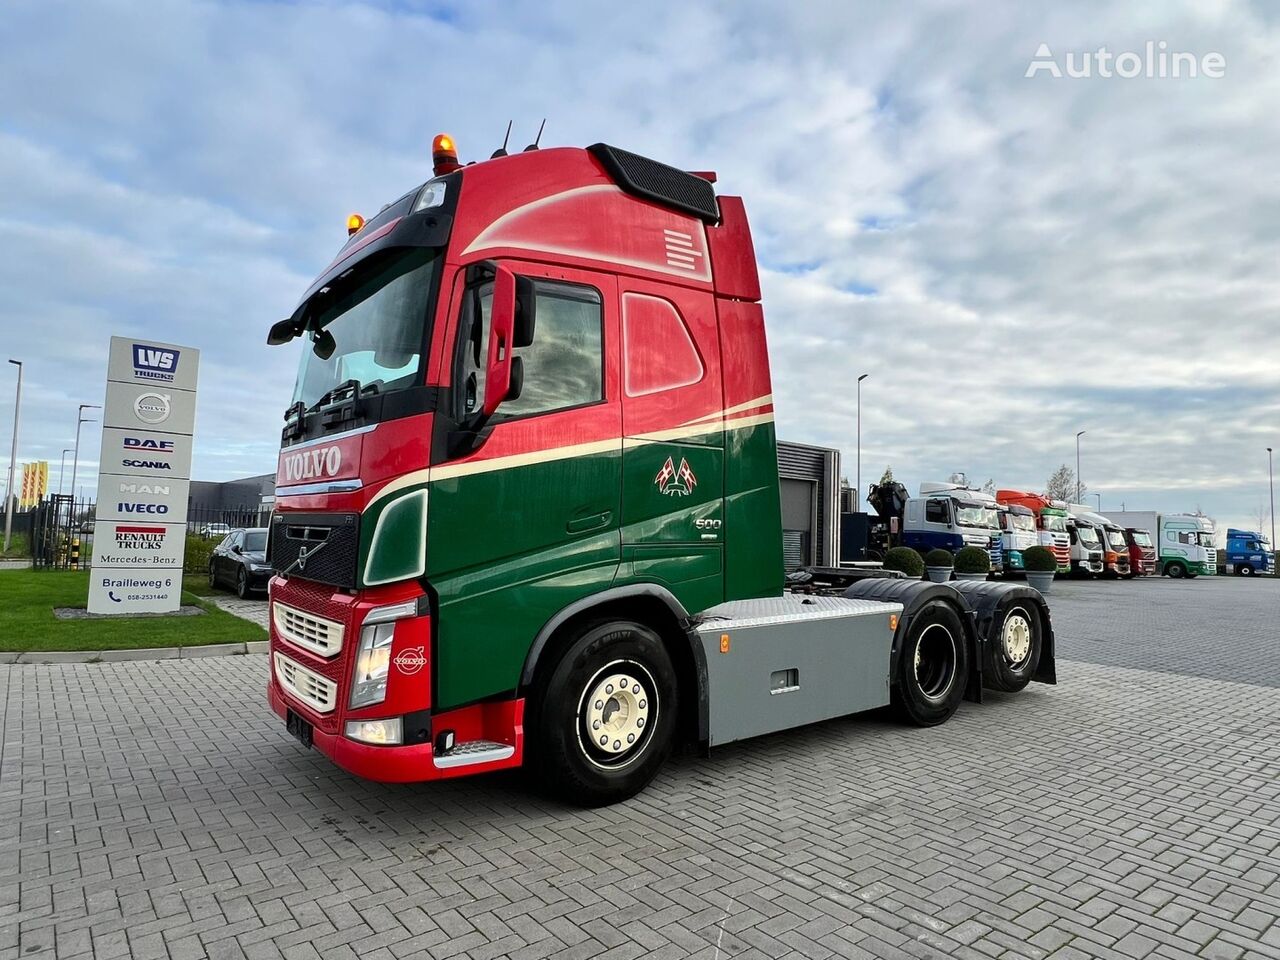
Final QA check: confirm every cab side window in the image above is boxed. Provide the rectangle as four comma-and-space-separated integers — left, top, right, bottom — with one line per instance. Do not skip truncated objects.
456, 277, 603, 420
925, 499, 949, 524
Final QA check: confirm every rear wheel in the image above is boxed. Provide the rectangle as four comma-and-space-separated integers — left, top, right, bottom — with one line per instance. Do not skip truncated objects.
1166, 561, 1187, 579
530, 620, 678, 806
1240, 565, 1255, 577
892, 600, 969, 726
984, 604, 1042, 693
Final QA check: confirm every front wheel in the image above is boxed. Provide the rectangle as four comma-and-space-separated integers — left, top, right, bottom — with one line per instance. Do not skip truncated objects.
892, 600, 970, 726
208, 562, 218, 589
1240, 565, 1254, 577
984, 604, 1042, 693
1166, 562, 1187, 579
529, 620, 678, 806
236, 568, 249, 599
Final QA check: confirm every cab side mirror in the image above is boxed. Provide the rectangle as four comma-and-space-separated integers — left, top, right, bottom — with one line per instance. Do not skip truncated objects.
482, 265, 519, 416
513, 275, 537, 347
267, 317, 300, 345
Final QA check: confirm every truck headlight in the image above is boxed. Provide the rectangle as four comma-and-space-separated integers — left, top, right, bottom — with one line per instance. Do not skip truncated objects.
350, 623, 393, 708
349, 600, 422, 709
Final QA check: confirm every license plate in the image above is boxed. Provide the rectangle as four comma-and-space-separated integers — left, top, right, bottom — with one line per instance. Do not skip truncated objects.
285, 709, 313, 748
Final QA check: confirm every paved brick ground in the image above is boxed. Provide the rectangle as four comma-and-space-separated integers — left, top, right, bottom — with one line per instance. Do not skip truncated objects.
209, 595, 269, 630
2, 578, 1279, 959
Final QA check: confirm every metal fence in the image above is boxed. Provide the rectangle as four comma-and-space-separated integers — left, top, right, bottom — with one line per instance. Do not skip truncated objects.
23, 496, 272, 572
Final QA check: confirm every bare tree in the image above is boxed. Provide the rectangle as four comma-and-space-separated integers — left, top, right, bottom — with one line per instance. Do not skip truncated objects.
981, 478, 996, 495
879, 465, 895, 486
1045, 464, 1084, 503
1253, 504, 1270, 533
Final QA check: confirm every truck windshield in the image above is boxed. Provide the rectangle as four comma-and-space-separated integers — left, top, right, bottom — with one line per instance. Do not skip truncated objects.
955, 505, 993, 529
1197, 532, 1215, 548
1042, 514, 1067, 533
1131, 531, 1152, 547
1076, 526, 1099, 545
1011, 515, 1036, 533
1106, 529, 1127, 549
291, 248, 439, 410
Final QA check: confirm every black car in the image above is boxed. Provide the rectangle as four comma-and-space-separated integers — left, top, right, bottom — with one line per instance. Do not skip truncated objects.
209, 528, 271, 598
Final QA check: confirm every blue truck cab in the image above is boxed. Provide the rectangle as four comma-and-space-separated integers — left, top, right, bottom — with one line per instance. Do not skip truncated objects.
1225, 528, 1273, 576
902, 482, 1003, 570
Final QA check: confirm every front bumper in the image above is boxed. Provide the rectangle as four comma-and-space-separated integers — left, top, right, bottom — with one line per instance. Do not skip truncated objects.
268, 683, 525, 782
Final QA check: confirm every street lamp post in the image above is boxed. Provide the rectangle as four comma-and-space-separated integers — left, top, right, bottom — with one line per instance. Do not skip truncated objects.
1075, 430, 1086, 504
2, 359, 22, 552
1093, 493, 1102, 511
69, 404, 101, 508
58, 447, 73, 497
856, 373, 869, 504
1268, 447, 1275, 555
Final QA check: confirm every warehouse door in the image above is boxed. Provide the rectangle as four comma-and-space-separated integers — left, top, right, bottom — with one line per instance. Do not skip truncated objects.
780, 478, 816, 570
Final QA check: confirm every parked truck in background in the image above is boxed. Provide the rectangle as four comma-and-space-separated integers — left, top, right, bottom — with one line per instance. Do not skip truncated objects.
904, 482, 1003, 570
262, 135, 1055, 805
1225, 529, 1273, 576
998, 503, 1039, 574
1065, 512, 1105, 576
1103, 511, 1214, 578
997, 490, 1071, 573
1067, 507, 1131, 578
1122, 527, 1156, 576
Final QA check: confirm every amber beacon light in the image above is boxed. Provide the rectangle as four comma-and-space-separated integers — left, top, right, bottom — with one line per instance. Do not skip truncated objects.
432, 133, 460, 176
346, 213, 365, 236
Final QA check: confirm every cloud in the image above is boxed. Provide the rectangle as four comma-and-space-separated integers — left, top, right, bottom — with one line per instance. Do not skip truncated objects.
0, 0, 1276, 540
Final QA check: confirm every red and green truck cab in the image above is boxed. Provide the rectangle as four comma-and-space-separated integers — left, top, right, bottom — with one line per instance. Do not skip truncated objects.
266, 137, 1055, 804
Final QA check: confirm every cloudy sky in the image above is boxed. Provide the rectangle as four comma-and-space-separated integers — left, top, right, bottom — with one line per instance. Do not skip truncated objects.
2, 0, 1278, 541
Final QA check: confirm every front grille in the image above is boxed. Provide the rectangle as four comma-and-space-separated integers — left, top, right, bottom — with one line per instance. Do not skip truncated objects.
269, 578, 357, 734
270, 512, 360, 588
274, 653, 337, 714
273, 601, 345, 658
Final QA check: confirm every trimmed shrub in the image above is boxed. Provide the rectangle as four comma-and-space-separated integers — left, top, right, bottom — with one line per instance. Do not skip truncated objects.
883, 546, 925, 578
954, 545, 991, 574
184, 534, 216, 574
1023, 545, 1058, 572
924, 548, 954, 568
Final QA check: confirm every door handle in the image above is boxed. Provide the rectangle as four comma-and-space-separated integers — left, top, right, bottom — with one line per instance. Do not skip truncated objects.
567, 510, 612, 534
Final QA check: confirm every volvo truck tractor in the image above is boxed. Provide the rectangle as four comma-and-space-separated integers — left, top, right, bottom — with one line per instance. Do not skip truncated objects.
1066, 512, 1105, 576
996, 490, 1071, 573
263, 135, 1055, 805
1104, 511, 1213, 577
1122, 527, 1156, 577
1225, 529, 1273, 576
1066, 507, 1131, 578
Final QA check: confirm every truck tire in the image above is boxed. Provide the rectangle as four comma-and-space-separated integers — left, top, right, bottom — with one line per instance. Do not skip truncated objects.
983, 603, 1042, 693
1239, 565, 1254, 576
892, 600, 970, 727
1166, 561, 1187, 579
529, 620, 678, 807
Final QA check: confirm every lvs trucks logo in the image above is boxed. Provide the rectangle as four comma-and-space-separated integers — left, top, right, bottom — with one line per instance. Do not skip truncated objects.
654, 456, 697, 497
132, 345, 180, 382
281, 445, 342, 483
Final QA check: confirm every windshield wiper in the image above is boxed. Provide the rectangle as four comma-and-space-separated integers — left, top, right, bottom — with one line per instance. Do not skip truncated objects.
306, 379, 363, 415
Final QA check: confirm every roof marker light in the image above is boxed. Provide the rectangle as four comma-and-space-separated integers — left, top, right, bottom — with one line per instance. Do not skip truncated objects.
433, 133, 460, 176
347, 213, 365, 236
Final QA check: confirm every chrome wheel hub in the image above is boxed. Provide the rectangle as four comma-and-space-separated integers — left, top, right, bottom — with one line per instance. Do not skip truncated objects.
1002, 612, 1032, 666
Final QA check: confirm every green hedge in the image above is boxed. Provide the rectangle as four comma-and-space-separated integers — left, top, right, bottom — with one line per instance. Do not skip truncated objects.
1023, 545, 1058, 572
183, 534, 215, 575
924, 548, 954, 567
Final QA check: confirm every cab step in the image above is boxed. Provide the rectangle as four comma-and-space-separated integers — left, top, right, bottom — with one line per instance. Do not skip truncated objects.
433, 739, 516, 769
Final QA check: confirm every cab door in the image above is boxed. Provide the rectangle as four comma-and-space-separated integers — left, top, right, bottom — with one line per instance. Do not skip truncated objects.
426, 263, 622, 710
617, 279, 725, 614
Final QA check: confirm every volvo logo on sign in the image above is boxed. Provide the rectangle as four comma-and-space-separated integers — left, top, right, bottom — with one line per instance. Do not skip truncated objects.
133, 392, 172, 424
132, 345, 180, 382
